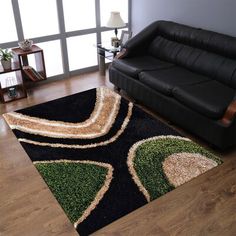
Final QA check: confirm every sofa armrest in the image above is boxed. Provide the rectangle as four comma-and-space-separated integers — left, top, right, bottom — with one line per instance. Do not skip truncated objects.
121, 21, 161, 58
115, 48, 128, 59
221, 97, 236, 125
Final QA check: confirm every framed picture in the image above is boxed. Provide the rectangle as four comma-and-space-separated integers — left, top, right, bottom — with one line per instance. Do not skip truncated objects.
120, 30, 132, 47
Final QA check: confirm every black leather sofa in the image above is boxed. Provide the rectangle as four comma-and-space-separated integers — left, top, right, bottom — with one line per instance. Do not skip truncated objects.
109, 20, 236, 149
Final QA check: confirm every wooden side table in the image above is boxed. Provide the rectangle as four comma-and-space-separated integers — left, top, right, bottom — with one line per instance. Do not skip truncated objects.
97, 43, 120, 75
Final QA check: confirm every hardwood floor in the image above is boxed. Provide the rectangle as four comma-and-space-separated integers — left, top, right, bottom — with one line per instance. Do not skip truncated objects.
1, 71, 235, 236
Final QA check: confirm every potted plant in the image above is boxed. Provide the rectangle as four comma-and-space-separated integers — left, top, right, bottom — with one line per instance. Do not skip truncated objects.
0, 48, 13, 70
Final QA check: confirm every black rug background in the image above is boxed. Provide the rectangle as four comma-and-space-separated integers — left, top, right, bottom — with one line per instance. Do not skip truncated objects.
13, 88, 181, 235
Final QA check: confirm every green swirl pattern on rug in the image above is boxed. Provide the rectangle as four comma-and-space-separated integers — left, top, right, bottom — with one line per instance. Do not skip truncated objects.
34, 160, 113, 227
128, 136, 222, 201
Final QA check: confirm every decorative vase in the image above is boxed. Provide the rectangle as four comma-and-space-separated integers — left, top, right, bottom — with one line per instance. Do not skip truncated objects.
1, 59, 11, 70
18, 39, 33, 51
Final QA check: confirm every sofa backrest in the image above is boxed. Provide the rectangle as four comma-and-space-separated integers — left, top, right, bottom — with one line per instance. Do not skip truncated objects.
148, 21, 236, 88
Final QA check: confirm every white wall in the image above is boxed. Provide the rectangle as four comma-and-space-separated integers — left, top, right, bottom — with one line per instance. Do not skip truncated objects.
131, 0, 236, 37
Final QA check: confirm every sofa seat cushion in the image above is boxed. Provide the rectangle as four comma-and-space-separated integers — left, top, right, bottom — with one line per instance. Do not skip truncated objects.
173, 80, 235, 119
112, 56, 173, 78
139, 67, 211, 95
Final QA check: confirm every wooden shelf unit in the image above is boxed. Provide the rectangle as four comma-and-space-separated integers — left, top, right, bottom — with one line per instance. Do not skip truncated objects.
12, 45, 47, 83
0, 45, 47, 103
0, 63, 27, 103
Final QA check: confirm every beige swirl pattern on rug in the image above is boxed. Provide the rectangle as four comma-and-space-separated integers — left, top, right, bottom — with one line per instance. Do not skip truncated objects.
162, 152, 218, 187
17, 102, 133, 149
33, 159, 113, 228
3, 87, 121, 139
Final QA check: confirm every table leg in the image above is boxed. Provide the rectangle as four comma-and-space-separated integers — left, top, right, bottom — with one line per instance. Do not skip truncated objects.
98, 54, 106, 76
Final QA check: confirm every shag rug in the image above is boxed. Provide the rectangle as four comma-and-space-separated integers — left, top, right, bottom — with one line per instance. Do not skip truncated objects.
3, 87, 222, 235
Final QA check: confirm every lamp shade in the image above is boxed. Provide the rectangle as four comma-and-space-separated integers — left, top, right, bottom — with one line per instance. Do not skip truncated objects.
106, 11, 126, 28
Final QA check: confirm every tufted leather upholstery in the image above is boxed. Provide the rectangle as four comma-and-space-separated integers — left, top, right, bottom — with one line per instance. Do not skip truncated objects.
109, 20, 236, 148
148, 36, 236, 88
124, 20, 236, 58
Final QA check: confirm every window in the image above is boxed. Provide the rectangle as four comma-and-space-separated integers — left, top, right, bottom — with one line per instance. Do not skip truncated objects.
0, 0, 18, 43
18, 0, 59, 38
0, 0, 130, 78
67, 34, 97, 71
63, 0, 96, 32
36, 41, 64, 77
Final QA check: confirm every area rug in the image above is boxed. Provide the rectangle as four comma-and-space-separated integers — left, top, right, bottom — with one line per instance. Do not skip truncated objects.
3, 87, 222, 235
